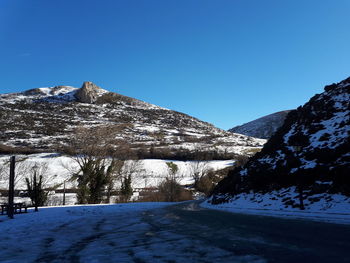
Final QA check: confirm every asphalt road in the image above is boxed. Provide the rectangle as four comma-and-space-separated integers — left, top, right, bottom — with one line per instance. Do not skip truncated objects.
143, 201, 350, 263
25, 201, 350, 263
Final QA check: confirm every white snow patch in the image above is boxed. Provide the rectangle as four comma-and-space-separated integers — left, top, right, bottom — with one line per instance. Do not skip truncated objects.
202, 189, 350, 225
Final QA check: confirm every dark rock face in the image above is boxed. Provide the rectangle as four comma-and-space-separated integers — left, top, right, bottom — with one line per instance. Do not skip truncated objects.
75, 81, 103, 103
229, 110, 292, 139
213, 77, 350, 200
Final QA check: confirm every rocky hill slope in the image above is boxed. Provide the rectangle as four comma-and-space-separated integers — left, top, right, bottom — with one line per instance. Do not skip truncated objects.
228, 110, 292, 139
0, 82, 265, 159
212, 77, 350, 207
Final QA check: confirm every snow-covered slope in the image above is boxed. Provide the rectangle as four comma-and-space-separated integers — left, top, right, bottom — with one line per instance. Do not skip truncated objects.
228, 110, 292, 139
0, 153, 234, 190
212, 77, 350, 208
201, 190, 350, 224
0, 82, 265, 158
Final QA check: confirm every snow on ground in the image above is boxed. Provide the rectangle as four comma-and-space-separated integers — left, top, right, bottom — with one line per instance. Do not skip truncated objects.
0, 203, 172, 262
0, 202, 267, 263
135, 159, 234, 187
201, 188, 350, 225
0, 154, 234, 190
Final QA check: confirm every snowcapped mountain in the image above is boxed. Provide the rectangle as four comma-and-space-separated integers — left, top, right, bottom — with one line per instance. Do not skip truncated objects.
0, 82, 265, 158
228, 110, 292, 139
212, 77, 350, 207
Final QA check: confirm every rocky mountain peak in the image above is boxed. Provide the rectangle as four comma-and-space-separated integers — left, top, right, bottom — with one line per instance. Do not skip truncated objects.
324, 77, 350, 93
23, 88, 48, 96
75, 81, 106, 103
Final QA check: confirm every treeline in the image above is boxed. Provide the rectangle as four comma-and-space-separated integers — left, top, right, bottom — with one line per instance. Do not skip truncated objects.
134, 146, 248, 161
0, 144, 41, 155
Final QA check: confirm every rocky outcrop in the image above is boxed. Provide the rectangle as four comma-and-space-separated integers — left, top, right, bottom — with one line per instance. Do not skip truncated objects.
49, 86, 73, 95
24, 88, 47, 96
75, 81, 104, 103
213, 77, 350, 201
229, 110, 292, 139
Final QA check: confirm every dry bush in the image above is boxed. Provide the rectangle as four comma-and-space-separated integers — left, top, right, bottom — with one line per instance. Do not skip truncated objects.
234, 155, 250, 167
138, 162, 191, 202
196, 175, 215, 196
196, 167, 234, 196
139, 181, 193, 202
188, 161, 210, 189
138, 189, 164, 202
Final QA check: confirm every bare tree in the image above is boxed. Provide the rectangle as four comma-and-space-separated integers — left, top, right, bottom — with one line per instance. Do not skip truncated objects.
156, 162, 187, 202
139, 162, 192, 202
188, 160, 210, 190
0, 162, 5, 182
0, 156, 32, 189
67, 125, 135, 204
121, 160, 142, 179
117, 160, 142, 202
166, 162, 179, 180
14, 157, 32, 188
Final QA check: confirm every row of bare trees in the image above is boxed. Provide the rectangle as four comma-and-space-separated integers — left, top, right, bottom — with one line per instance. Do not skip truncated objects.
0, 157, 52, 207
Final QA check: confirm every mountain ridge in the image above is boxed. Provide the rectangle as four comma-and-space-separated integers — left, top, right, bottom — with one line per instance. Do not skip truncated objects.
0, 82, 265, 159
228, 110, 292, 139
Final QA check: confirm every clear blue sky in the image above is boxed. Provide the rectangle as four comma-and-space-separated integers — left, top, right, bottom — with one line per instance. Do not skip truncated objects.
1, 0, 349, 129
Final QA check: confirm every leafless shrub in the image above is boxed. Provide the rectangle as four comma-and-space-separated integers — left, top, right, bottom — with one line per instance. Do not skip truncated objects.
140, 162, 189, 202
188, 160, 210, 190
197, 166, 234, 196
139, 182, 193, 202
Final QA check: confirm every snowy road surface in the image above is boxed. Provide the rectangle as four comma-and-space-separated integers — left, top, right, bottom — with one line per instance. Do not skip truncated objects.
1, 202, 350, 263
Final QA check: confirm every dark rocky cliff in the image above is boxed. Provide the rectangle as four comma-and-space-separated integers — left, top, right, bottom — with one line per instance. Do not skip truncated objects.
213, 77, 350, 202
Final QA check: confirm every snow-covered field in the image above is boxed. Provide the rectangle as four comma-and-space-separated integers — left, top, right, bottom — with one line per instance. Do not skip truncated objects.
0, 153, 234, 205
0, 153, 234, 189
201, 188, 350, 224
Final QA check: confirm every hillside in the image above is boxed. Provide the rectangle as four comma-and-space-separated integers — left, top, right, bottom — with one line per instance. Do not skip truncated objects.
228, 110, 292, 139
211, 77, 350, 209
0, 82, 265, 159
